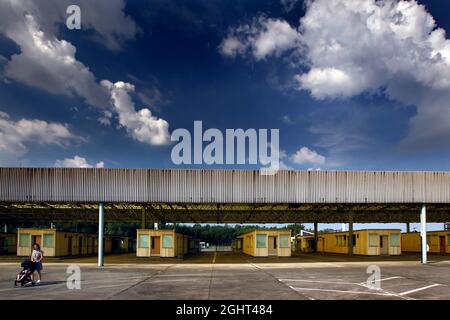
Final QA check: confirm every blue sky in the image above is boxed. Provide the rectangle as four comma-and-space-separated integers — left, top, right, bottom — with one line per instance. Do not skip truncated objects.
0, 0, 449, 231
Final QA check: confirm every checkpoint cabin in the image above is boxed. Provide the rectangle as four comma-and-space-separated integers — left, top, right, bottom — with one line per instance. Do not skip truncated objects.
235, 229, 292, 257
297, 229, 402, 256
16, 228, 129, 257
295, 235, 316, 253
136, 229, 192, 258
0, 232, 17, 254
402, 230, 450, 253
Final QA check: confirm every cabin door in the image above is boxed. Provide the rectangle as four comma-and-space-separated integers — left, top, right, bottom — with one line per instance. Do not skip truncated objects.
380, 236, 389, 255
32, 235, 41, 246
68, 236, 73, 255
440, 236, 446, 253
78, 237, 83, 255
151, 236, 161, 255
268, 236, 277, 255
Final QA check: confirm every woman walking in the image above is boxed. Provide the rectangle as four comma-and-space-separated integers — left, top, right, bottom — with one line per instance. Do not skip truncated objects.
31, 243, 43, 283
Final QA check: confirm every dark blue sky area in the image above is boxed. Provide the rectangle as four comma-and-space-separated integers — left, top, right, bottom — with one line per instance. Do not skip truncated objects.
0, 0, 448, 171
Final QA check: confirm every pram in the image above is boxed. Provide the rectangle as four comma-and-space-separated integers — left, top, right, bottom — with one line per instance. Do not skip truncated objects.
14, 260, 36, 287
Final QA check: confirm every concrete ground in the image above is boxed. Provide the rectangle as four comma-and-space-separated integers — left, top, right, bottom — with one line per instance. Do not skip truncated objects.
0, 252, 449, 300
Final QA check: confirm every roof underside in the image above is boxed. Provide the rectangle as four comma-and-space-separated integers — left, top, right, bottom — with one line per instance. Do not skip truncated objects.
1, 202, 449, 223
1, 168, 450, 223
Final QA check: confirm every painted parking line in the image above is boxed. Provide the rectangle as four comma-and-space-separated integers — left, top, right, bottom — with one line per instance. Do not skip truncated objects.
359, 276, 402, 285
288, 286, 397, 297
399, 284, 444, 296
280, 277, 414, 300
280, 276, 402, 287
279, 279, 356, 286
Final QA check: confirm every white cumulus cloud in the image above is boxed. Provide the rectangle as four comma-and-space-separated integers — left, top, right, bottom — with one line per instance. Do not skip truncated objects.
290, 147, 326, 166
54, 155, 104, 168
220, 16, 302, 60
0, 0, 138, 108
0, 0, 138, 51
0, 111, 79, 157
101, 80, 171, 146
221, 0, 450, 147
3, 14, 109, 108
0, 1, 172, 148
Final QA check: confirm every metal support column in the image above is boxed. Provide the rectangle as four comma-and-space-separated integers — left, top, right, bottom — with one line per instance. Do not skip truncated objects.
420, 204, 427, 264
348, 220, 354, 256
406, 223, 410, 233
313, 222, 318, 253
141, 208, 146, 229
98, 202, 104, 267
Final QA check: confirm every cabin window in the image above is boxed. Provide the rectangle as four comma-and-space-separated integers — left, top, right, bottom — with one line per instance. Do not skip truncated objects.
335, 235, 346, 247
369, 234, 378, 247
390, 234, 400, 247
279, 235, 290, 248
19, 234, 30, 247
138, 234, 149, 248
256, 234, 267, 248
162, 234, 173, 248
43, 234, 54, 248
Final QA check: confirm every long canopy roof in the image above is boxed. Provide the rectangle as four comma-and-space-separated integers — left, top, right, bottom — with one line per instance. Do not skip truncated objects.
1, 168, 450, 223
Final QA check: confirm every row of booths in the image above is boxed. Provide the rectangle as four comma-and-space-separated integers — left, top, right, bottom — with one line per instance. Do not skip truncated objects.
294, 229, 450, 255
0, 228, 199, 258
2, 228, 449, 258
234, 229, 450, 257
1, 228, 131, 256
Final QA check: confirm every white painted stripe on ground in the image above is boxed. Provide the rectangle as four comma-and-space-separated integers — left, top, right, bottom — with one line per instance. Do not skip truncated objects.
280, 279, 356, 285
290, 287, 396, 296
281, 277, 402, 286
283, 279, 412, 300
212, 252, 217, 264
147, 278, 202, 283
358, 276, 403, 285
399, 284, 443, 296
370, 276, 402, 282
287, 285, 316, 300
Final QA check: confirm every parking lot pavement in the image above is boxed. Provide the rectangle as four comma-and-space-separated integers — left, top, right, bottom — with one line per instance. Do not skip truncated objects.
251, 260, 450, 300
0, 253, 448, 300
